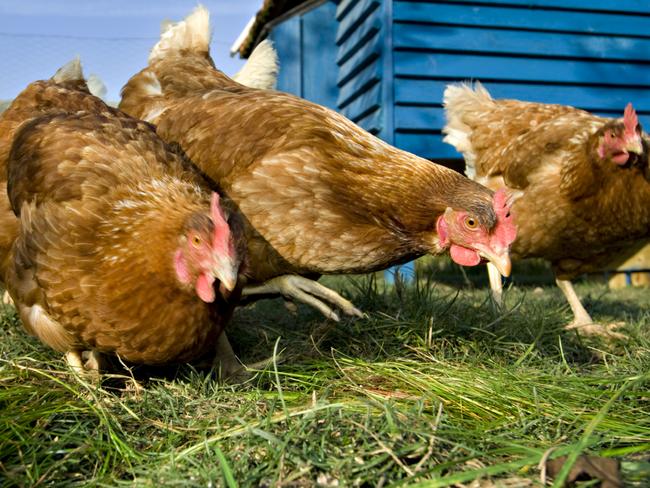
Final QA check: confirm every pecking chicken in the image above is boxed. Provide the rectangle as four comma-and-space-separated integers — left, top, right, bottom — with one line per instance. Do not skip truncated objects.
443, 82, 649, 337
119, 6, 517, 321
3, 61, 246, 374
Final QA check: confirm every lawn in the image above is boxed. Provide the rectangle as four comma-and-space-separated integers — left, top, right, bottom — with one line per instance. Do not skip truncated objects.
1, 260, 649, 486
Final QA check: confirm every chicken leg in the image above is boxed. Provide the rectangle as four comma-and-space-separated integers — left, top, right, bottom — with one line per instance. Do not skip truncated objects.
555, 278, 626, 339
213, 333, 275, 382
64, 349, 102, 377
242, 274, 363, 322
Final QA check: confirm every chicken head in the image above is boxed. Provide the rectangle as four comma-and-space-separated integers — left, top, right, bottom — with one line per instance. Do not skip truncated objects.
174, 192, 239, 302
436, 189, 516, 277
597, 103, 644, 166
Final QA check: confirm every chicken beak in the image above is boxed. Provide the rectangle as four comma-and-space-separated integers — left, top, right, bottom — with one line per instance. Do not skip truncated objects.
478, 248, 512, 277
212, 253, 238, 294
626, 138, 644, 156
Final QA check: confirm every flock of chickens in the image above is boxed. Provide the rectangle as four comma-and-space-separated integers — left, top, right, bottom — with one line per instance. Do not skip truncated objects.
0, 6, 647, 376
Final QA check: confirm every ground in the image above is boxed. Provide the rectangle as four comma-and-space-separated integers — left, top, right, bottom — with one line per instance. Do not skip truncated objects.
1, 259, 649, 486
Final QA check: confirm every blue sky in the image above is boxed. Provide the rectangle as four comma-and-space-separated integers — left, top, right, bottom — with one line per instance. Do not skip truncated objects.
0, 0, 262, 101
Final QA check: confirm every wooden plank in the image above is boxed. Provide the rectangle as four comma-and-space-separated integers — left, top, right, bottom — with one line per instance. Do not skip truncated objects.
301, 2, 339, 110
394, 52, 650, 86
395, 132, 461, 160
336, 0, 380, 45
423, 0, 650, 15
337, 62, 381, 109
394, 105, 650, 131
337, 34, 381, 86
393, 23, 650, 62
340, 82, 382, 123
337, 10, 381, 66
395, 106, 446, 130
268, 17, 302, 98
394, 79, 650, 111
354, 107, 383, 134
336, 0, 358, 21
393, 2, 650, 38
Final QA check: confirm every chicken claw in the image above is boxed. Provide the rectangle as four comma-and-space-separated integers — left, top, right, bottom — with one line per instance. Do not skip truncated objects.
65, 350, 102, 378
556, 279, 627, 340
565, 321, 627, 340
242, 274, 363, 321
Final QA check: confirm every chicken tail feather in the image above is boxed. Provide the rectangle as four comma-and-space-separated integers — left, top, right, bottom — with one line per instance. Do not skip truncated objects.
51, 56, 83, 84
232, 40, 279, 90
443, 81, 493, 179
149, 5, 211, 63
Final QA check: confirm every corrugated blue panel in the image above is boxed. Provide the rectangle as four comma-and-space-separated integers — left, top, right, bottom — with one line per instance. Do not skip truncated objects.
335, 0, 387, 138
393, 2, 650, 37
395, 80, 650, 112
394, 53, 650, 86
438, 0, 650, 15
395, 106, 446, 130
336, 0, 361, 21
336, 0, 381, 44
337, 62, 381, 109
340, 82, 382, 124
337, 33, 382, 86
354, 107, 383, 135
336, 9, 381, 66
393, 23, 650, 62
395, 133, 460, 160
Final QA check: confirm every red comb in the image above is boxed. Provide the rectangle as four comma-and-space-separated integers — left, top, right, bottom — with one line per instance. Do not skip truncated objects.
492, 189, 517, 246
210, 192, 232, 253
624, 103, 638, 138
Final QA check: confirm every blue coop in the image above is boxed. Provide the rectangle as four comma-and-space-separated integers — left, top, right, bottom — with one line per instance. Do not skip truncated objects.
237, 0, 650, 163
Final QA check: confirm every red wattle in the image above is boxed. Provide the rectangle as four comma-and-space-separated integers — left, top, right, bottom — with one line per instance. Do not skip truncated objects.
612, 151, 629, 166
449, 245, 481, 267
196, 273, 216, 303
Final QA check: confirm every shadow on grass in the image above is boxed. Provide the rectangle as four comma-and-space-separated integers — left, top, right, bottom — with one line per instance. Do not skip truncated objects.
3, 265, 646, 388
225, 272, 644, 375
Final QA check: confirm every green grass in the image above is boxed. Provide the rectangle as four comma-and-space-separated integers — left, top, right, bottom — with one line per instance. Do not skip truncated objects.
1, 261, 649, 487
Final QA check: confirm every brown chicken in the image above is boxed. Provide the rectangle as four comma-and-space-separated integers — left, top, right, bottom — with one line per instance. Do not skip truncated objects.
119, 6, 516, 321
443, 82, 649, 337
4, 62, 246, 373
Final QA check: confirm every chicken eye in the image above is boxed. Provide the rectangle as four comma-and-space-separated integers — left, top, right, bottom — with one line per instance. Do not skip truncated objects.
191, 235, 202, 247
465, 217, 478, 230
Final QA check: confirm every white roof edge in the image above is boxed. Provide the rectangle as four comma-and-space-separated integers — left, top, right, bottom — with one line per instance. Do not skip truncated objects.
230, 15, 256, 57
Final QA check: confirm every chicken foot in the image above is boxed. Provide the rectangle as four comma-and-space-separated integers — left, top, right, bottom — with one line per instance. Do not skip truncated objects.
213, 333, 275, 382
556, 278, 626, 339
64, 349, 103, 377
242, 274, 363, 322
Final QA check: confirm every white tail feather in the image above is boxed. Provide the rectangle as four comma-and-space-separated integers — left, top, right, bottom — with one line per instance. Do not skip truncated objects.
149, 5, 211, 63
52, 56, 83, 83
442, 81, 494, 179
87, 74, 108, 100
232, 40, 279, 90
51, 58, 109, 100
